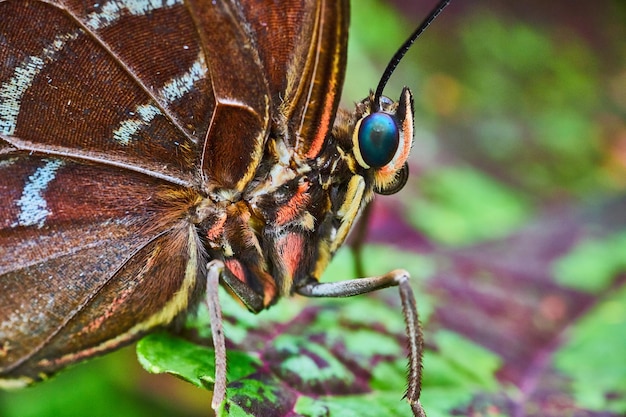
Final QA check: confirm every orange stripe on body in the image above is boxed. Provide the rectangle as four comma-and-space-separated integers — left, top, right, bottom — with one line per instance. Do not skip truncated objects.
206, 212, 227, 241
304, 83, 338, 159
275, 180, 310, 226
303, 0, 347, 159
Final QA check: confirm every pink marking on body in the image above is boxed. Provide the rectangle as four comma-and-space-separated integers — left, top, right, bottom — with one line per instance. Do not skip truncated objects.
225, 259, 247, 284
277, 232, 304, 280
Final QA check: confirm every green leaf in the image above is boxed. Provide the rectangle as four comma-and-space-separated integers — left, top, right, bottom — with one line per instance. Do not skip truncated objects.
294, 393, 414, 417
137, 332, 259, 389
552, 232, 626, 293
407, 167, 532, 245
554, 286, 626, 412
135, 245, 438, 416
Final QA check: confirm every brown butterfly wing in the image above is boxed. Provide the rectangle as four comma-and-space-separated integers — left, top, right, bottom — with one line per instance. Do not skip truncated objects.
0, 0, 205, 184
239, 0, 350, 158
0, 0, 350, 383
0, 154, 198, 381
1, 0, 209, 382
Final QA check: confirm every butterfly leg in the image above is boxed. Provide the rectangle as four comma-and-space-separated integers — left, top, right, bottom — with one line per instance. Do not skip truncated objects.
204, 258, 267, 411
296, 269, 427, 417
204, 260, 228, 411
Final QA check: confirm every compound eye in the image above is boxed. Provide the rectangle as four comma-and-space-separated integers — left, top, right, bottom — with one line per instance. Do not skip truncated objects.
357, 112, 399, 169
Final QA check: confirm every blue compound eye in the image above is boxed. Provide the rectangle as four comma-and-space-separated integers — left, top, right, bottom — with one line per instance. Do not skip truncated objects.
357, 112, 399, 168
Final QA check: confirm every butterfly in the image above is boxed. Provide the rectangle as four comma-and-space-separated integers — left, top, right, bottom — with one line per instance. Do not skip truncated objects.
0, 1, 450, 415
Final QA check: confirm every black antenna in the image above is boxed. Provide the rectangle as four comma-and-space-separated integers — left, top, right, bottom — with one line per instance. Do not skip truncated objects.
373, 0, 451, 109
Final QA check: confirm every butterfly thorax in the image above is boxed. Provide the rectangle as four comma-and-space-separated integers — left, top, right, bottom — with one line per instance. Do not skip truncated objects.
191, 117, 366, 310
191, 91, 413, 311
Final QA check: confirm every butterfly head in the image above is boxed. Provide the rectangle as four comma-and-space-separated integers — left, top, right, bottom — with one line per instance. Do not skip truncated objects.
351, 88, 413, 196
